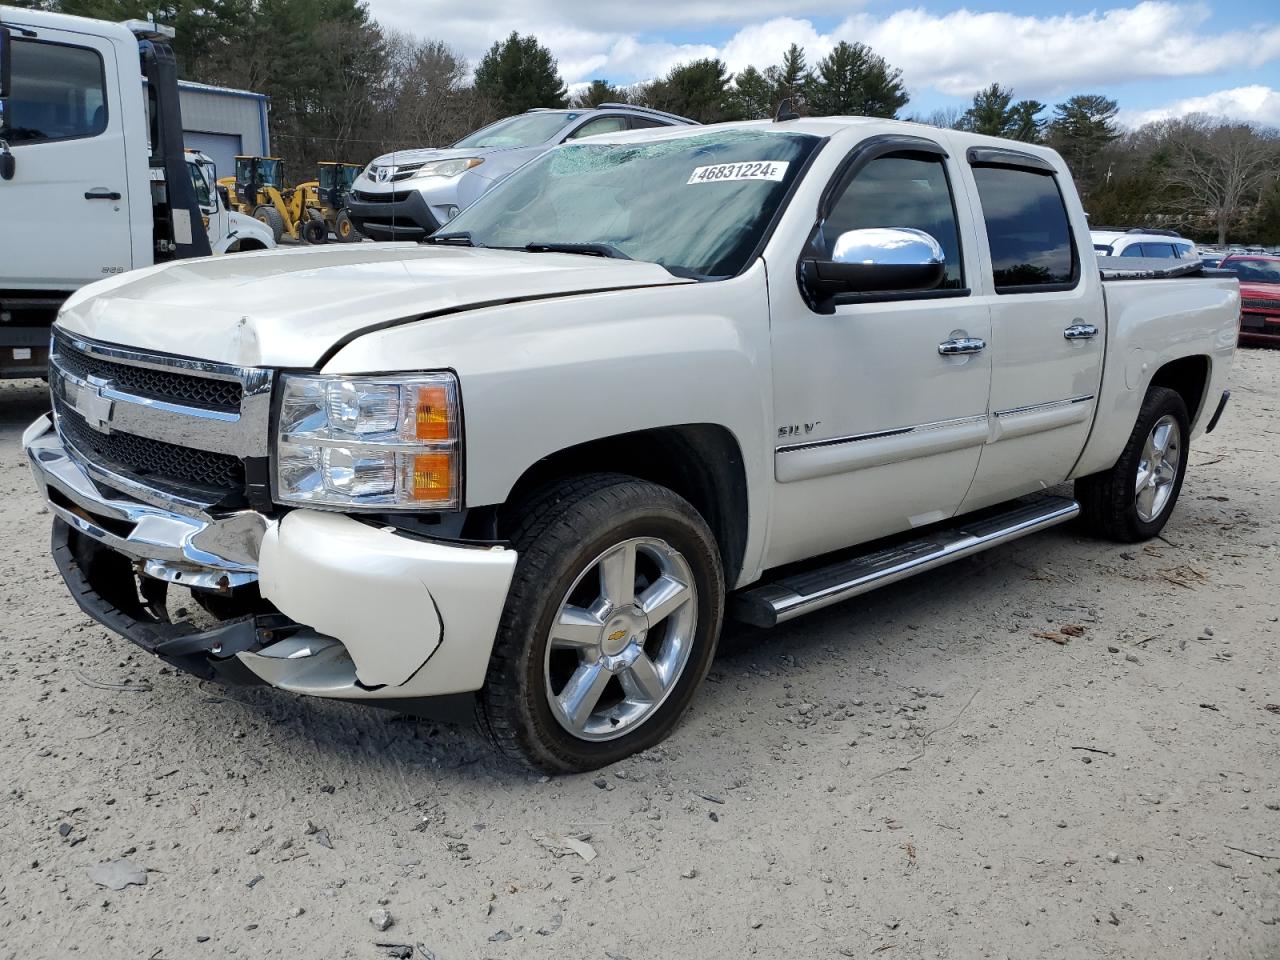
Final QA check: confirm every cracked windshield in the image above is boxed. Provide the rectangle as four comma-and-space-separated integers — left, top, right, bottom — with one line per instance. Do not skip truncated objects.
443, 130, 820, 278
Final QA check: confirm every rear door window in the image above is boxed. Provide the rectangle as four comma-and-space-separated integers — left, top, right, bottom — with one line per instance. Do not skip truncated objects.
566, 116, 628, 140
970, 164, 1078, 292
1139, 242, 1177, 258
4, 38, 108, 143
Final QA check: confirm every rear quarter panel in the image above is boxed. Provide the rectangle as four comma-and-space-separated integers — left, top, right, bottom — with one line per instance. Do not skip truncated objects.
1072, 276, 1238, 478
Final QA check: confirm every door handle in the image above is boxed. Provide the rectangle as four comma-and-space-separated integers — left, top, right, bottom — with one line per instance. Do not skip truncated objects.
1064, 322, 1099, 340
84, 189, 122, 201
938, 336, 987, 356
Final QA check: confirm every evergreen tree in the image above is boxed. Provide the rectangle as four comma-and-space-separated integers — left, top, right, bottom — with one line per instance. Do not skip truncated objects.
571, 79, 626, 109
1047, 94, 1121, 192
808, 41, 908, 118
770, 42, 809, 110
642, 59, 737, 123
958, 83, 1045, 142
730, 65, 777, 120
473, 31, 567, 114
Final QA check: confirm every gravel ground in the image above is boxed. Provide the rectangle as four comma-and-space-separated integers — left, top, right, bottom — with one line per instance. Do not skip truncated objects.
0, 349, 1277, 960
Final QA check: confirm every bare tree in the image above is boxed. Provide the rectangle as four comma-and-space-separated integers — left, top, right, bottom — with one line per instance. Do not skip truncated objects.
905, 106, 963, 129
1159, 115, 1279, 244
379, 33, 494, 153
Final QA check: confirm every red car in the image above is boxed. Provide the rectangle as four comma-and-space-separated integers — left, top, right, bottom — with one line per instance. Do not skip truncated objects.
1220, 254, 1280, 346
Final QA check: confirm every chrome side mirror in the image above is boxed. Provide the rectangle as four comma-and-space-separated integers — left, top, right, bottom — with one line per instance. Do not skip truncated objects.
800, 227, 946, 310
831, 227, 943, 268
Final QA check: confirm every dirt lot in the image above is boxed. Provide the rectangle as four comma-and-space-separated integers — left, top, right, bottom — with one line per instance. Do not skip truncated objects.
0, 349, 1277, 960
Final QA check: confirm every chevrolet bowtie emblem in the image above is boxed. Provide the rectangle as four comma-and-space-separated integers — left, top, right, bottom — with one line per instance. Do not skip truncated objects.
73, 378, 114, 433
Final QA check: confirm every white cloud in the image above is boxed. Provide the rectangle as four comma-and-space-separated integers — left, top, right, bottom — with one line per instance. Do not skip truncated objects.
830, 3, 1280, 98
1120, 85, 1280, 127
364, 0, 1280, 97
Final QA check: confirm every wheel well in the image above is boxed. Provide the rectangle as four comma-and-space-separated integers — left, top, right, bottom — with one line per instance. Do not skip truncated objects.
1150, 355, 1210, 422
489, 425, 749, 586
226, 239, 268, 253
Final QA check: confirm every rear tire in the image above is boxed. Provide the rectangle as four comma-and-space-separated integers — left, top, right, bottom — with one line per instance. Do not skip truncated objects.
478, 474, 724, 773
1076, 386, 1190, 542
253, 205, 285, 243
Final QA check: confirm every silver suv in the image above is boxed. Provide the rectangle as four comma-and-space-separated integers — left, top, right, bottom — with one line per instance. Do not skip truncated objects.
347, 105, 697, 241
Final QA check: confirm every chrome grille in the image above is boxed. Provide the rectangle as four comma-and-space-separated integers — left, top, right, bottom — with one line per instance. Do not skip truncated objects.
1241, 297, 1279, 312
56, 396, 246, 491
48, 330, 273, 500
55, 332, 242, 412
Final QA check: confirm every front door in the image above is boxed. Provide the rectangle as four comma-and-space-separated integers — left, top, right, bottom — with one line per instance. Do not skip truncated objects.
0, 26, 133, 291
765, 137, 993, 568
957, 155, 1105, 512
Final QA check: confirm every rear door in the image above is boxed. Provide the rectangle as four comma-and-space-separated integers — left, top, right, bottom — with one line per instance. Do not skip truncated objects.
0, 26, 132, 290
957, 149, 1105, 512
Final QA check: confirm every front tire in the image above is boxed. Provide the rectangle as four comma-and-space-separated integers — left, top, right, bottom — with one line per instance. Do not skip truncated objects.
1076, 386, 1190, 542
479, 474, 724, 773
335, 209, 360, 243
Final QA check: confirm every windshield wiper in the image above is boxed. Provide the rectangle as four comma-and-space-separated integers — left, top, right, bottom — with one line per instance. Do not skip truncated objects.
422, 231, 475, 246
524, 242, 631, 260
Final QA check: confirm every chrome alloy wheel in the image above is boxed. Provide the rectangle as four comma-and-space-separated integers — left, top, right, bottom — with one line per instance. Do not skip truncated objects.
1135, 414, 1182, 523
543, 537, 698, 742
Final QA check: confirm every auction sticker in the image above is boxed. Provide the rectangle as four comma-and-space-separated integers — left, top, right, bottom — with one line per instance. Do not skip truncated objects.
687, 161, 789, 184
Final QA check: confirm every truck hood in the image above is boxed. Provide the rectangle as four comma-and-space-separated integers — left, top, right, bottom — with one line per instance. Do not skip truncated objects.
56, 245, 690, 368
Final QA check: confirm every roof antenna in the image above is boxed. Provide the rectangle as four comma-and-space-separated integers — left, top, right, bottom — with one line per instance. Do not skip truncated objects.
775, 99, 800, 122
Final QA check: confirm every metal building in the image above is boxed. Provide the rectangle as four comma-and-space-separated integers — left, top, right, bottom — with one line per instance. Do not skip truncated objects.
178, 81, 271, 182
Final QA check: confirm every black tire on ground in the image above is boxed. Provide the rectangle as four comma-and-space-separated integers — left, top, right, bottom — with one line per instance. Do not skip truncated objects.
335, 209, 360, 243
1076, 386, 1190, 543
253, 205, 285, 243
302, 219, 328, 244
477, 473, 725, 773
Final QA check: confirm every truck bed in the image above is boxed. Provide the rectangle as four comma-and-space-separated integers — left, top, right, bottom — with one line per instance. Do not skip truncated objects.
1098, 256, 1232, 281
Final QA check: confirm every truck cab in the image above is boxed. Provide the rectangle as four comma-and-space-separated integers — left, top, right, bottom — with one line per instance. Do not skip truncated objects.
185, 149, 275, 255
0, 6, 209, 377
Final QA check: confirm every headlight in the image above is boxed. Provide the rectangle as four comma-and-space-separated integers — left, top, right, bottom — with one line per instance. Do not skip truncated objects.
275, 373, 461, 510
408, 157, 484, 180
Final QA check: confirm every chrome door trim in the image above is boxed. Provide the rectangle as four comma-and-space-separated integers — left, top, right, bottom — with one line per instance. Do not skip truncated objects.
776, 414, 988, 482
993, 394, 1094, 419
988, 394, 1095, 443
777, 414, 987, 454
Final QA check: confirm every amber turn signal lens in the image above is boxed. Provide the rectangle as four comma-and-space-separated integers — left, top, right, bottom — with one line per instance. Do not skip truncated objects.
414, 385, 451, 441
410, 451, 454, 502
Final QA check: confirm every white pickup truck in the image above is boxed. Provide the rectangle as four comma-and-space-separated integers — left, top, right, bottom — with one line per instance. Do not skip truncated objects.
24, 117, 1238, 772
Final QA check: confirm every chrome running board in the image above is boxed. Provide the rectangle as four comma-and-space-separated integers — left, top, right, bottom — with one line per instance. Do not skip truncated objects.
730, 496, 1079, 628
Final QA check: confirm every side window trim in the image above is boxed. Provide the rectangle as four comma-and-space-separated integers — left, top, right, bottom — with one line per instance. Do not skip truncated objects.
968, 157, 1081, 295
6, 35, 110, 147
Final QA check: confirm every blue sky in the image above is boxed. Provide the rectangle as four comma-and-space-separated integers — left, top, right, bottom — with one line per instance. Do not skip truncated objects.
368, 1, 1280, 125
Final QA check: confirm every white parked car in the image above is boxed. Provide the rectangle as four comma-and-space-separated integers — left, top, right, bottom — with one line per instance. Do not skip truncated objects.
25, 118, 1239, 771
1092, 229, 1198, 260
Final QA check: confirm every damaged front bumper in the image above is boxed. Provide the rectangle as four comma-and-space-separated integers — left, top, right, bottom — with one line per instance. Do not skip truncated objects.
26, 415, 516, 705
